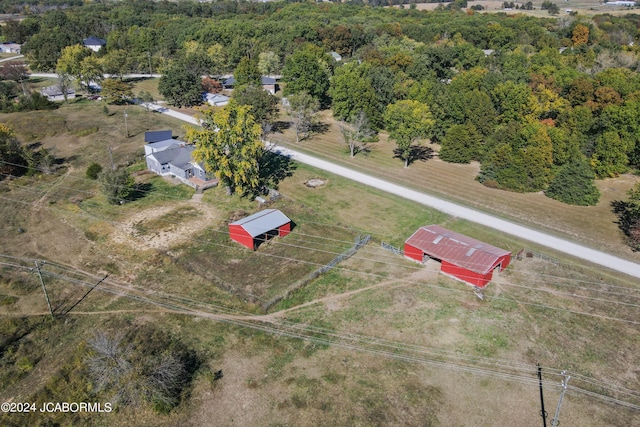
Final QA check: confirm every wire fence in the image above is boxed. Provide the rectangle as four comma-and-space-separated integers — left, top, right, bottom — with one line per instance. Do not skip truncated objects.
381, 241, 403, 256
263, 234, 371, 311
517, 248, 560, 266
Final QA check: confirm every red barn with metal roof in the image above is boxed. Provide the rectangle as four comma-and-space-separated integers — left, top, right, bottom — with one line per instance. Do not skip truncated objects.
229, 209, 291, 250
404, 225, 511, 288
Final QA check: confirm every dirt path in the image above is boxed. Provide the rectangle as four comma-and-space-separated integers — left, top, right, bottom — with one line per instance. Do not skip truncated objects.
1, 267, 437, 325
33, 168, 71, 208
255, 267, 437, 322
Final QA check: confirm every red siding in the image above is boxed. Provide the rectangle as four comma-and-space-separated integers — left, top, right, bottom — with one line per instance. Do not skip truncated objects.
404, 243, 424, 262
497, 254, 511, 271
279, 222, 291, 237
441, 261, 491, 288
229, 224, 255, 250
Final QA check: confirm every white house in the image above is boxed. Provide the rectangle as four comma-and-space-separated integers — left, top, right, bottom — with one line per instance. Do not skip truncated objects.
605, 0, 635, 5
143, 131, 217, 190
0, 43, 21, 54
41, 86, 76, 102
204, 93, 230, 107
83, 36, 106, 52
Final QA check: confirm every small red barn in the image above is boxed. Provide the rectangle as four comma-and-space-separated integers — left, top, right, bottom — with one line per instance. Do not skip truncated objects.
229, 209, 291, 250
404, 225, 511, 288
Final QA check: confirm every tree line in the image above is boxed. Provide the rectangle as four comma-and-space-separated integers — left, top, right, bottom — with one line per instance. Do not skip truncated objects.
4, 1, 640, 207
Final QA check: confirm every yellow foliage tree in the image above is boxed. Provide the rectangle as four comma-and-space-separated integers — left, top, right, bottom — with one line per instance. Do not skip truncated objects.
187, 100, 263, 195
572, 24, 589, 47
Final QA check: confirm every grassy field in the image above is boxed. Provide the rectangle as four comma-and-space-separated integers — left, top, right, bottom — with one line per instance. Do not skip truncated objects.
0, 100, 639, 426
271, 109, 640, 263
406, 0, 640, 15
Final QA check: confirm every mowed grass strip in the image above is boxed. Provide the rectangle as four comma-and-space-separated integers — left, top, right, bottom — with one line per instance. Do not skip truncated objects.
271, 109, 640, 260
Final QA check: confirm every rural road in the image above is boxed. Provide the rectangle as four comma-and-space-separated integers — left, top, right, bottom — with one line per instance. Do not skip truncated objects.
0, 54, 24, 63
30, 72, 163, 79
149, 103, 640, 279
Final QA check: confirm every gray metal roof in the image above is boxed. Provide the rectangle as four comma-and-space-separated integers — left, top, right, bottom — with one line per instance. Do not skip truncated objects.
41, 86, 75, 97
223, 76, 277, 86
230, 209, 291, 237
145, 130, 173, 143
83, 36, 106, 46
145, 139, 181, 152
149, 145, 194, 165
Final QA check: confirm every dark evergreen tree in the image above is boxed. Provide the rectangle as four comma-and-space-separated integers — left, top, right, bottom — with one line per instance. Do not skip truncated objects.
545, 157, 600, 206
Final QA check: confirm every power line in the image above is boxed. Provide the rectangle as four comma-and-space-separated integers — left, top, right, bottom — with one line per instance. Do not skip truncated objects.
3, 174, 640, 295
1, 186, 640, 326
2, 257, 639, 412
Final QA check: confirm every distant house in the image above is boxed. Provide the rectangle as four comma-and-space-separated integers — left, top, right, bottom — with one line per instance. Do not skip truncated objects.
404, 225, 511, 288
222, 76, 279, 94
605, 0, 635, 5
83, 36, 106, 52
204, 93, 230, 107
482, 49, 495, 57
0, 43, 21, 54
330, 51, 342, 62
143, 130, 217, 190
229, 209, 292, 250
41, 86, 76, 102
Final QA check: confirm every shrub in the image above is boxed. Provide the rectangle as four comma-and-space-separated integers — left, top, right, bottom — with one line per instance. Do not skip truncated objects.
545, 157, 600, 206
85, 163, 103, 180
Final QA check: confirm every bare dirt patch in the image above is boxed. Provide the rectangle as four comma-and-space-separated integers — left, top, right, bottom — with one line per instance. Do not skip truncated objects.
304, 178, 327, 188
111, 200, 219, 251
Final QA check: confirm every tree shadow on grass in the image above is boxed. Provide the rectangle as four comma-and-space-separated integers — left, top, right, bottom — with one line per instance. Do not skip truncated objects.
271, 120, 291, 133
129, 182, 153, 202
393, 145, 435, 167
257, 149, 297, 191
311, 121, 329, 135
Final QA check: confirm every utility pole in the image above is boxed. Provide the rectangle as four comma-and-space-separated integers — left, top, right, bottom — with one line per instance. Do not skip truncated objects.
551, 371, 571, 427
124, 108, 129, 137
148, 51, 153, 76
108, 145, 114, 170
537, 364, 548, 427
34, 261, 54, 320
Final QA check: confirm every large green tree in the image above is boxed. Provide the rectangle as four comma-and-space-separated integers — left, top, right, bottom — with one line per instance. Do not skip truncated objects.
158, 60, 203, 108
187, 100, 263, 195
101, 78, 133, 104
56, 44, 93, 90
282, 47, 331, 107
384, 100, 434, 168
232, 84, 279, 134
545, 156, 600, 206
329, 62, 379, 129
234, 57, 261, 87
439, 123, 482, 164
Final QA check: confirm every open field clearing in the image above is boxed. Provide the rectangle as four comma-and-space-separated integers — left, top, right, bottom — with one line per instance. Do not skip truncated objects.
403, 0, 640, 15
1, 101, 639, 425
271, 109, 640, 262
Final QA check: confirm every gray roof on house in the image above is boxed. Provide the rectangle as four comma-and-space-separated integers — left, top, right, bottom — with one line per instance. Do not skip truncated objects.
223, 76, 277, 86
83, 36, 106, 46
145, 130, 173, 143
230, 209, 291, 237
205, 93, 230, 105
146, 139, 181, 152
149, 145, 195, 166
41, 86, 75, 96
